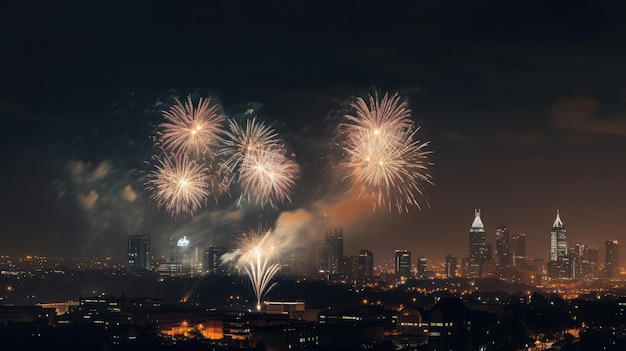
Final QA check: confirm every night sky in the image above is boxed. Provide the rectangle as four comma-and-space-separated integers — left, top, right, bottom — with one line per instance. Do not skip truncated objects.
2, 1, 626, 265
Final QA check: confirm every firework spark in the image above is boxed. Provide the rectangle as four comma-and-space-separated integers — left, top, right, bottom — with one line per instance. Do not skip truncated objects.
340, 92, 433, 213
159, 96, 225, 157
238, 146, 299, 208
236, 228, 282, 311
218, 118, 280, 172
145, 154, 210, 217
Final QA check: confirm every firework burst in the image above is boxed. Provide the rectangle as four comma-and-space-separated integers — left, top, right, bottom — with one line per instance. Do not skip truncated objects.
145, 154, 210, 218
236, 228, 282, 311
159, 95, 225, 157
219, 118, 299, 208
340, 92, 433, 213
218, 118, 280, 172
238, 146, 299, 208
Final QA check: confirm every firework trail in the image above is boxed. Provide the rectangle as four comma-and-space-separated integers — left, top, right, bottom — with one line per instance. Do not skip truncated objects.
236, 228, 282, 311
219, 118, 299, 208
145, 154, 210, 218
159, 95, 225, 157
340, 92, 433, 213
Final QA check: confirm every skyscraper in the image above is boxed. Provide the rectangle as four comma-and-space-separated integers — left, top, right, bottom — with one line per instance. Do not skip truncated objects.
495, 225, 510, 268
127, 233, 151, 275
417, 256, 428, 278
206, 246, 235, 275
511, 233, 526, 266
395, 249, 412, 278
550, 210, 567, 261
358, 249, 374, 282
445, 255, 458, 278
468, 209, 486, 278
548, 210, 570, 279
605, 240, 620, 279
320, 228, 344, 276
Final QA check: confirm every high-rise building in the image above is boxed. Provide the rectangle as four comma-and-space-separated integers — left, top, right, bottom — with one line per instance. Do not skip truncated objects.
395, 249, 412, 278
445, 255, 458, 278
605, 240, 620, 279
549, 210, 567, 261
320, 228, 344, 276
468, 209, 486, 278
206, 246, 235, 275
417, 256, 428, 278
127, 233, 151, 275
548, 210, 571, 279
290, 247, 315, 278
511, 233, 526, 262
358, 249, 374, 282
171, 236, 193, 275
495, 225, 510, 268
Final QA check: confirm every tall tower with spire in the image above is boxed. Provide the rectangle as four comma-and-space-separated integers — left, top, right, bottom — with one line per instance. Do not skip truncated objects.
549, 210, 567, 261
468, 209, 487, 278
548, 209, 571, 279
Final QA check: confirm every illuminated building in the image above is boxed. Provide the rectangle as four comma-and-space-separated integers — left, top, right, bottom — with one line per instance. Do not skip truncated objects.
548, 210, 571, 279
127, 233, 150, 275
395, 249, 412, 279
511, 233, 526, 264
468, 208, 486, 278
549, 210, 567, 261
605, 240, 620, 279
320, 228, 344, 277
495, 225, 510, 268
358, 249, 374, 282
417, 256, 428, 278
206, 246, 236, 275
445, 255, 457, 278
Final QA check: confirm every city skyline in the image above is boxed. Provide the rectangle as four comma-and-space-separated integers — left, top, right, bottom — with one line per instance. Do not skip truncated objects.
2, 2, 626, 266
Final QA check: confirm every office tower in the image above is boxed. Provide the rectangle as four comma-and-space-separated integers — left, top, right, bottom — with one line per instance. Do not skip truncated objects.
417, 256, 428, 278
171, 236, 193, 275
495, 225, 510, 268
395, 249, 412, 278
320, 228, 344, 276
511, 233, 526, 258
550, 210, 567, 261
588, 248, 599, 278
445, 255, 458, 278
291, 247, 315, 278
605, 240, 620, 279
468, 208, 486, 278
206, 246, 235, 275
548, 210, 571, 279
358, 249, 374, 281
127, 233, 151, 275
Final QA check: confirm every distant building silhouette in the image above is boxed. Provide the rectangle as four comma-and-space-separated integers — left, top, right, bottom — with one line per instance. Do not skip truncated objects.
395, 249, 412, 279
510, 232, 526, 263
320, 228, 344, 277
445, 255, 457, 278
605, 240, 620, 279
417, 256, 428, 279
495, 225, 510, 269
206, 246, 235, 276
127, 233, 150, 275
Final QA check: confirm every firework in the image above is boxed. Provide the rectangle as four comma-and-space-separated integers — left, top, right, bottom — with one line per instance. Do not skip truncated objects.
145, 154, 210, 217
238, 145, 299, 208
159, 95, 225, 157
218, 118, 280, 172
340, 92, 433, 213
236, 228, 282, 311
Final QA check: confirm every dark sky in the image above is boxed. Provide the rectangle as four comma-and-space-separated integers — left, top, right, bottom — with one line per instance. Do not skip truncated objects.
2, 1, 626, 266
